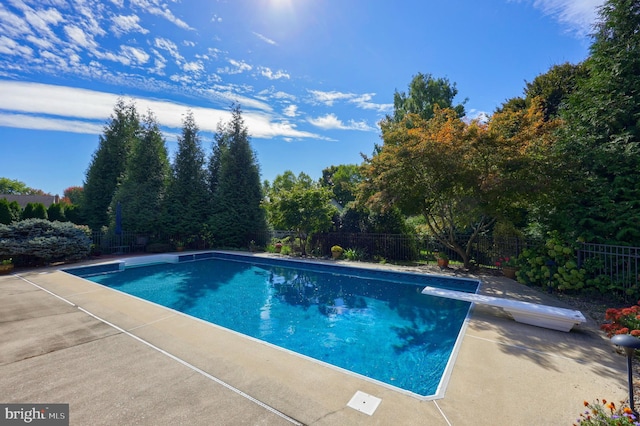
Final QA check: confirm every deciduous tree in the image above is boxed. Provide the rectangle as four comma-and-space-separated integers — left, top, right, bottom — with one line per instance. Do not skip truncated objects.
265, 171, 335, 255
388, 73, 466, 124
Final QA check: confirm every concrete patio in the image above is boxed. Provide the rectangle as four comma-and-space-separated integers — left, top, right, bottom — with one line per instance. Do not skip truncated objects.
0, 254, 630, 425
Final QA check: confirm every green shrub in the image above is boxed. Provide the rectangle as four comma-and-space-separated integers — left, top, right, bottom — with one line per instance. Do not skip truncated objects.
22, 202, 48, 220
0, 219, 91, 265
47, 204, 66, 222
0, 199, 20, 224
515, 232, 586, 291
344, 247, 366, 261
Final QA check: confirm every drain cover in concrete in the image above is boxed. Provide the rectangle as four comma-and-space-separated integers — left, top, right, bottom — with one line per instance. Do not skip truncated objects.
347, 391, 381, 415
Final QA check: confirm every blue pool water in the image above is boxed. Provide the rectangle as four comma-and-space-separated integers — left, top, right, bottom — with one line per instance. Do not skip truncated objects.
66, 254, 478, 397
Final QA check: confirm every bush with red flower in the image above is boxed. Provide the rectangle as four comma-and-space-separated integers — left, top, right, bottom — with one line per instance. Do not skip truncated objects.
601, 302, 640, 337
495, 256, 517, 268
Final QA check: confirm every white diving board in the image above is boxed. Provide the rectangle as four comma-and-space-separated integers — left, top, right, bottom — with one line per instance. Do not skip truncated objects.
421, 286, 586, 332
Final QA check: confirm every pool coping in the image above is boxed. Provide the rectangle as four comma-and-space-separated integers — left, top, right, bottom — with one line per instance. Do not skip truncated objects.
1, 251, 631, 425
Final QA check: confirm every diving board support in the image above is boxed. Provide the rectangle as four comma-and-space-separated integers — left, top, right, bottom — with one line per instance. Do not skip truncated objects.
421, 286, 586, 332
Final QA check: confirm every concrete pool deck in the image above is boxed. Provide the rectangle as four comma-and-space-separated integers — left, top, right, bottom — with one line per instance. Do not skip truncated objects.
0, 253, 630, 425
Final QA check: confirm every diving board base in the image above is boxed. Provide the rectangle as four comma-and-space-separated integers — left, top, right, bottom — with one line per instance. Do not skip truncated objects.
421, 286, 586, 332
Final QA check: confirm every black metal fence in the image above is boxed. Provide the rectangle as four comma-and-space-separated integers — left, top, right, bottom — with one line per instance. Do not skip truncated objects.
90, 229, 639, 291
577, 243, 640, 292
90, 230, 150, 254
308, 232, 537, 267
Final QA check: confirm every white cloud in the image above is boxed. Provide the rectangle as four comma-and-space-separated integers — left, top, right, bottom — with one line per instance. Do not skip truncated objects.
517, 0, 604, 36
349, 93, 393, 113
308, 113, 374, 131
64, 24, 98, 49
0, 35, 33, 56
74, 1, 106, 38
253, 31, 277, 45
0, 81, 323, 140
111, 14, 149, 36
150, 56, 166, 74
308, 90, 353, 106
183, 60, 203, 73
211, 14, 222, 23
120, 45, 150, 65
0, 4, 32, 38
26, 34, 53, 49
256, 87, 296, 101
259, 66, 289, 80
154, 37, 184, 63
218, 58, 252, 74
130, 0, 193, 30
283, 104, 297, 117
308, 89, 392, 112
24, 8, 63, 41
0, 113, 103, 134
38, 49, 68, 68
466, 109, 490, 123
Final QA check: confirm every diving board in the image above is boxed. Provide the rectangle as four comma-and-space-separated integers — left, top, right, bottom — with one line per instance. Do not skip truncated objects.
421, 286, 586, 332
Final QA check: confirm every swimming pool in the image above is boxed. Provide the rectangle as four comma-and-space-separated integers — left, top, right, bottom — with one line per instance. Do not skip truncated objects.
65, 253, 479, 398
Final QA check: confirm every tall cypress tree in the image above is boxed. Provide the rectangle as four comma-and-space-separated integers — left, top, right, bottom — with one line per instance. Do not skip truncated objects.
84, 99, 140, 230
209, 104, 267, 247
165, 110, 209, 237
554, 0, 640, 243
111, 111, 170, 233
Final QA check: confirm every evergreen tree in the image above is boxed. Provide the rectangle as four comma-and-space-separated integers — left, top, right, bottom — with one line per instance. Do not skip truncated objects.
111, 111, 170, 233
554, 0, 640, 243
83, 99, 140, 230
209, 104, 267, 247
165, 110, 209, 237
47, 203, 66, 222
207, 121, 231, 200
0, 199, 20, 224
22, 202, 47, 220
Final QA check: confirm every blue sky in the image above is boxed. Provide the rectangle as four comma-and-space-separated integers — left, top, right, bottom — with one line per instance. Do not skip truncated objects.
0, 0, 603, 196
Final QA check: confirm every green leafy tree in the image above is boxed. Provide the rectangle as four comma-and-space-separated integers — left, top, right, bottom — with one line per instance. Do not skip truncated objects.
524, 62, 587, 120
487, 98, 563, 233
265, 171, 335, 255
111, 111, 170, 233
0, 178, 36, 195
209, 104, 267, 247
554, 0, 640, 243
320, 164, 363, 207
388, 73, 466, 124
83, 99, 140, 230
164, 110, 209, 237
